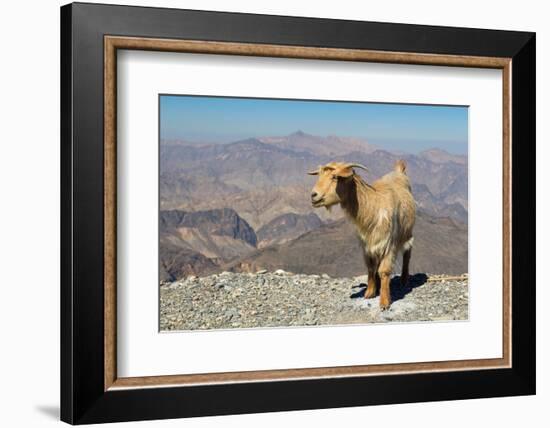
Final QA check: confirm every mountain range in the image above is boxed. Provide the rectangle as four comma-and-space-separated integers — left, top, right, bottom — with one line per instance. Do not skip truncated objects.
160, 208, 467, 281
161, 131, 468, 225
159, 131, 468, 280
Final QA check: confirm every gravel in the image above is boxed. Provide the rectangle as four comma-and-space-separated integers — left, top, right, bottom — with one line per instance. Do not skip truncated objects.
160, 271, 468, 331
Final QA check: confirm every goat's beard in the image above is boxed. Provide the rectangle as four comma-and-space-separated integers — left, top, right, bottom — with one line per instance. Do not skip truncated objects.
324, 205, 333, 213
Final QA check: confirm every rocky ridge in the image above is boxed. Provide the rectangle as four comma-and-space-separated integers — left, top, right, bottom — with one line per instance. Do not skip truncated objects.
160, 270, 468, 331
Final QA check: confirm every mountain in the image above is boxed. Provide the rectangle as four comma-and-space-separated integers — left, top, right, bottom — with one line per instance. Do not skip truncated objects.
258, 131, 377, 157
161, 138, 215, 146
160, 209, 257, 280
160, 132, 468, 228
161, 208, 257, 247
420, 148, 467, 165
256, 212, 324, 248
160, 138, 317, 191
412, 183, 468, 223
160, 242, 217, 282
160, 136, 340, 228
225, 211, 467, 277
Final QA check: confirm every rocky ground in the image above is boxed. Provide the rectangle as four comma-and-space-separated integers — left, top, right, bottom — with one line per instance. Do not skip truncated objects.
160, 270, 468, 331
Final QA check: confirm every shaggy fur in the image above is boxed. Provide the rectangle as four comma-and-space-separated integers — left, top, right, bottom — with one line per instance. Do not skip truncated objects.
308, 160, 416, 309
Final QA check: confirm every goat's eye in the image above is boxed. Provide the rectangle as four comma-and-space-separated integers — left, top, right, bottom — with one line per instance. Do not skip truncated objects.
332, 175, 337, 180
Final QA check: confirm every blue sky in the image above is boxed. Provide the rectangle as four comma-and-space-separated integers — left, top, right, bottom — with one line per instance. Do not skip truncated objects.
160, 95, 468, 154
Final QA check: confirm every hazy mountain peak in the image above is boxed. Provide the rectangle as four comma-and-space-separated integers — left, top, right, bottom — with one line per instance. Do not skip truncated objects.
420, 147, 467, 165
229, 137, 264, 146
255, 131, 378, 157
421, 147, 449, 156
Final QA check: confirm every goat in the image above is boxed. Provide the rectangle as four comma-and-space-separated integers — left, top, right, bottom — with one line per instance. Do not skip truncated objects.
308, 160, 415, 309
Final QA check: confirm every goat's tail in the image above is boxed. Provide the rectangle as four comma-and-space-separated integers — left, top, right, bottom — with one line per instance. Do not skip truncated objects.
394, 159, 407, 174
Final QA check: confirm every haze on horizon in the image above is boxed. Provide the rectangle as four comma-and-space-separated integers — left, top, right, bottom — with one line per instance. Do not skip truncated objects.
160, 94, 468, 155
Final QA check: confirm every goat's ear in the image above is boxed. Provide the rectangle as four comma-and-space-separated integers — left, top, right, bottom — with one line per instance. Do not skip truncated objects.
333, 166, 354, 178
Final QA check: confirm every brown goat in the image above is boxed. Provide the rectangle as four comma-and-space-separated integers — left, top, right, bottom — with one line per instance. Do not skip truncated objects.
308, 160, 416, 309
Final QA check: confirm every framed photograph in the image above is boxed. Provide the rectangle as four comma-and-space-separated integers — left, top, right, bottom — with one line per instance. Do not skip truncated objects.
61, 2, 536, 424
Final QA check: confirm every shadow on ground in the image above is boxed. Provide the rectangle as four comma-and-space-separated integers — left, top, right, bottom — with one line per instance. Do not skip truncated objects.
350, 273, 428, 302
35, 405, 59, 420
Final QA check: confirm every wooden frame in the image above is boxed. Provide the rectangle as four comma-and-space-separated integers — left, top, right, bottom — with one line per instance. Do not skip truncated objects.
62, 2, 535, 424
104, 36, 512, 390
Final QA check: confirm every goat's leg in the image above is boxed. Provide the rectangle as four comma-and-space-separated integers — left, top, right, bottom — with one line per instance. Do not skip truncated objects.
365, 267, 378, 299
401, 248, 411, 286
378, 254, 395, 310
362, 252, 378, 299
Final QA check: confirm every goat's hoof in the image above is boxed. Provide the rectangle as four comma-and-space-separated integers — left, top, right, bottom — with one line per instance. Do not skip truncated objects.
379, 300, 391, 310
364, 289, 377, 299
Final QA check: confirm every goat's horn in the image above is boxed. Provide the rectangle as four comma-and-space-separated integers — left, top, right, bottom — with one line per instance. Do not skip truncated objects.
346, 163, 369, 172
307, 166, 320, 175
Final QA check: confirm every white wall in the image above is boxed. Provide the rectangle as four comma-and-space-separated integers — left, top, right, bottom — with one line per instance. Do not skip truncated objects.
0, 1, 546, 427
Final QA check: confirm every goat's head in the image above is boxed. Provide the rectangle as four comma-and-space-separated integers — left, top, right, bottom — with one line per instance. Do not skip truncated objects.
307, 162, 368, 208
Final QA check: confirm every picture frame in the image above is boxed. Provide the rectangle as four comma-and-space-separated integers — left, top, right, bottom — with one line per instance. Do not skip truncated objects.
60, 2, 535, 424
